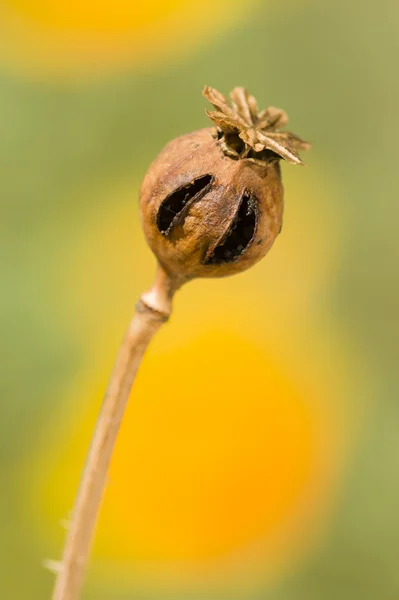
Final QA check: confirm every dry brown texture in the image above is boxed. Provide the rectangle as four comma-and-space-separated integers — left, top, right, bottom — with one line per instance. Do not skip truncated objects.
203, 85, 311, 164
140, 128, 284, 280
140, 86, 310, 282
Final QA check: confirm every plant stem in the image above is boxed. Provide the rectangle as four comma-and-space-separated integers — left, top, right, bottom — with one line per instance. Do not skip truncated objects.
52, 265, 177, 600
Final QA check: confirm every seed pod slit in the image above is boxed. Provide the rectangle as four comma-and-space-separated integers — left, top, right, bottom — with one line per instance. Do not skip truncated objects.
157, 174, 213, 235
205, 192, 257, 265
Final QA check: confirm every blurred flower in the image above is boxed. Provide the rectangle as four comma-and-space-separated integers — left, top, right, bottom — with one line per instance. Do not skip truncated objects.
0, 0, 256, 79
28, 167, 361, 596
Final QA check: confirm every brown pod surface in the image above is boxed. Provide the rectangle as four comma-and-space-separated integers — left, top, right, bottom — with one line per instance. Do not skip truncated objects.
140, 86, 310, 283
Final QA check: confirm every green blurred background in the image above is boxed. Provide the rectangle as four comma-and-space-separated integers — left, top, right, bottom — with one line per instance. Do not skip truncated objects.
1, 1, 398, 598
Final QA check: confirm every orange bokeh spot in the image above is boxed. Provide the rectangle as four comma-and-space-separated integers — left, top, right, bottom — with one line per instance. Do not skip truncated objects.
4, 0, 187, 33
0, 0, 254, 78
93, 329, 328, 581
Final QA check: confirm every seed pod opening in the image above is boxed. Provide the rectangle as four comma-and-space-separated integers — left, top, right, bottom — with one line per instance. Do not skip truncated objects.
204, 192, 257, 265
157, 174, 213, 236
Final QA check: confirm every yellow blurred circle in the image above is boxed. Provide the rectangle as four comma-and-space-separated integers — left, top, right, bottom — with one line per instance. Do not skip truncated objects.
103, 331, 318, 563
4, 0, 189, 32
37, 326, 336, 590
0, 0, 255, 78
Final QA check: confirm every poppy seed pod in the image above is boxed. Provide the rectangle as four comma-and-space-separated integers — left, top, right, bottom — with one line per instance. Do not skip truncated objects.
140, 86, 310, 284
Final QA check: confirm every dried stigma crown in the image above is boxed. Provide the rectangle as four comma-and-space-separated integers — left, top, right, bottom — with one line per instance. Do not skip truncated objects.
203, 85, 311, 165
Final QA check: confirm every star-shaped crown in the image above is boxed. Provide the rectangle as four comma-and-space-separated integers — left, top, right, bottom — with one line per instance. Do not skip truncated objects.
203, 86, 311, 166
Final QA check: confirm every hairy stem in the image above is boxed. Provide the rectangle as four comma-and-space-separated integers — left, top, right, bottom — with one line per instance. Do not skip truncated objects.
52, 265, 177, 600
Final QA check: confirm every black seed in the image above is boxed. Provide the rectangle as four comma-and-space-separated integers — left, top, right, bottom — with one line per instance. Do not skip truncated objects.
157, 174, 213, 235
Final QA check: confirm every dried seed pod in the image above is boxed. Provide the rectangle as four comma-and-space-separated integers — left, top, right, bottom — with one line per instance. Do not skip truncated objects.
140, 86, 310, 284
